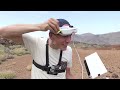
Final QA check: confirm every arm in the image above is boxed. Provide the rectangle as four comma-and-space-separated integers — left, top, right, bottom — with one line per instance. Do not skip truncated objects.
66, 67, 76, 79
0, 24, 42, 44
0, 18, 59, 44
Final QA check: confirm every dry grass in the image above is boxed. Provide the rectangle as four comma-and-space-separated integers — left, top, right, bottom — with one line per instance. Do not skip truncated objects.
0, 70, 16, 79
0, 45, 7, 63
11, 48, 30, 56
0, 44, 30, 64
0, 43, 120, 79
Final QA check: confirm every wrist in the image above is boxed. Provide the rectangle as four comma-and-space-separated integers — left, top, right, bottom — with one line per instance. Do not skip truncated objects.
36, 23, 48, 31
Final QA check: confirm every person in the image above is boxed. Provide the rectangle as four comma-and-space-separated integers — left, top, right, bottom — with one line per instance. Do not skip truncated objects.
0, 18, 77, 79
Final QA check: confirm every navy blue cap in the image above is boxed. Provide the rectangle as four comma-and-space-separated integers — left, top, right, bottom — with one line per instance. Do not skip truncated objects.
57, 19, 73, 27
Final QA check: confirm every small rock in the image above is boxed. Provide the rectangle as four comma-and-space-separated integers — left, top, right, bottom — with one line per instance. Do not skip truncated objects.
108, 70, 113, 73
111, 73, 119, 78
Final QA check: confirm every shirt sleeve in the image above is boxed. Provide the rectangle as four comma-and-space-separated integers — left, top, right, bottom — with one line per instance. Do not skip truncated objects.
22, 32, 38, 53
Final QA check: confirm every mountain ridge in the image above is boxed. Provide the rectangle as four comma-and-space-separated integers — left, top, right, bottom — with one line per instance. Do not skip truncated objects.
72, 31, 120, 45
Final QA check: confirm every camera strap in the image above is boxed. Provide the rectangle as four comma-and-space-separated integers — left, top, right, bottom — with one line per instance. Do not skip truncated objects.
46, 39, 63, 67
33, 39, 63, 72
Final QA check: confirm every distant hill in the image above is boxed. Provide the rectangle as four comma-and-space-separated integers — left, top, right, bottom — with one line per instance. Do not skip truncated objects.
72, 31, 120, 45
1, 31, 120, 46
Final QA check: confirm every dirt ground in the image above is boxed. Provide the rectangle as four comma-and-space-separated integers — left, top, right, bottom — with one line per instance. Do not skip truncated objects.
0, 48, 120, 79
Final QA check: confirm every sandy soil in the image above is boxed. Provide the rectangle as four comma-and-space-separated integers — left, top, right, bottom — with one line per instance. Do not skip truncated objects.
0, 49, 120, 79
0, 55, 32, 79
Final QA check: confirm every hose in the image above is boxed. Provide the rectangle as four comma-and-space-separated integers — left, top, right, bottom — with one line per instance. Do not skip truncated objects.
72, 34, 84, 79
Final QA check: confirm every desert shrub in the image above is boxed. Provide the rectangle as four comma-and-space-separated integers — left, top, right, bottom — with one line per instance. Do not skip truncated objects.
0, 44, 30, 64
0, 44, 5, 54
9, 45, 22, 50
0, 54, 6, 60
0, 45, 7, 62
11, 46, 30, 56
6, 55, 14, 59
0, 70, 16, 79
0, 54, 14, 64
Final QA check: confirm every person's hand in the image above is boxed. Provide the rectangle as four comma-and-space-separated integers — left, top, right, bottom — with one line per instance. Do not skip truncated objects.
39, 18, 60, 34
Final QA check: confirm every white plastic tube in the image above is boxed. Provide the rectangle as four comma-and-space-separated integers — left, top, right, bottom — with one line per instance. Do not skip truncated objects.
72, 34, 84, 79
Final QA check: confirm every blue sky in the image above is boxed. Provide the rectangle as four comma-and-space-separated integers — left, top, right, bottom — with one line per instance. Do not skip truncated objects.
0, 11, 120, 37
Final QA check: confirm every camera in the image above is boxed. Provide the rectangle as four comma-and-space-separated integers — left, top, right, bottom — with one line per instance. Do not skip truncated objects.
47, 61, 67, 75
47, 65, 60, 75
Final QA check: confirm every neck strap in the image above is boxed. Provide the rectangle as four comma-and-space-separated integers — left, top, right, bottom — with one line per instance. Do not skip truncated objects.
46, 39, 63, 67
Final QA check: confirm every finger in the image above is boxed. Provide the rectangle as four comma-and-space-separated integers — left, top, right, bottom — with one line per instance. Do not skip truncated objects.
48, 22, 57, 34
47, 21, 58, 33
49, 18, 59, 32
50, 18, 59, 30
46, 23, 54, 33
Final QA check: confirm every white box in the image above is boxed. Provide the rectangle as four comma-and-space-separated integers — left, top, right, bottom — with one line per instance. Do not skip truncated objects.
84, 52, 107, 79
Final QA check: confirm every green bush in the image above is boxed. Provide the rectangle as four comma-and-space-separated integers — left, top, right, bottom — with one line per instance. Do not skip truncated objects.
0, 44, 30, 64
9, 45, 22, 50
0, 71, 16, 79
0, 44, 5, 54
0, 54, 7, 62
0, 44, 8, 62
11, 46, 30, 56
